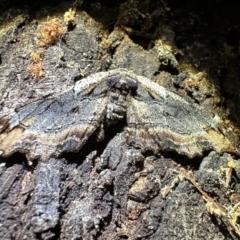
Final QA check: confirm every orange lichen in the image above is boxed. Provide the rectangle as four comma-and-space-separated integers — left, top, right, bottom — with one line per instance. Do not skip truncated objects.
29, 18, 65, 79
38, 18, 65, 46
230, 193, 239, 204
30, 48, 44, 63
29, 48, 45, 79
29, 62, 45, 79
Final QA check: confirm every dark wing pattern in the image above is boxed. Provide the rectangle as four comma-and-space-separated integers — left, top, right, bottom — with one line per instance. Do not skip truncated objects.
0, 69, 236, 161
0, 72, 110, 161
126, 72, 233, 158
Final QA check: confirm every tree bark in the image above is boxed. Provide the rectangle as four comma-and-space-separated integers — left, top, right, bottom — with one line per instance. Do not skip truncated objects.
0, 1, 240, 239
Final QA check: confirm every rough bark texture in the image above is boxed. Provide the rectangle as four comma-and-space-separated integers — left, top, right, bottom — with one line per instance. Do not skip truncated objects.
1, 0, 240, 239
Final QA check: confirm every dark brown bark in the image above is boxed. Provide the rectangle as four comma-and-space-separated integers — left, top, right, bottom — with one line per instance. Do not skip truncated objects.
0, 1, 240, 239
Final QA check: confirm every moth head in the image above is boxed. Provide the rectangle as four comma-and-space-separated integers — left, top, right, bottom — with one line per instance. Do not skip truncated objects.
107, 75, 138, 96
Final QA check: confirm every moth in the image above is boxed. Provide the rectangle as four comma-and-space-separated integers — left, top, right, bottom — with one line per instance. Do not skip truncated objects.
0, 69, 236, 161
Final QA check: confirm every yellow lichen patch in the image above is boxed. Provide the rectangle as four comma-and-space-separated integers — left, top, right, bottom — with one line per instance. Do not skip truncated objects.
66, 61, 75, 68
229, 203, 240, 227
196, 72, 219, 99
219, 158, 237, 187
185, 78, 200, 89
228, 160, 237, 168
154, 39, 175, 53
30, 48, 44, 63
206, 201, 223, 216
64, 8, 76, 24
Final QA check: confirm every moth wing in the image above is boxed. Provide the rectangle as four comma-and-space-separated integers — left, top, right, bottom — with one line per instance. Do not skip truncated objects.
126, 74, 233, 158
0, 72, 110, 161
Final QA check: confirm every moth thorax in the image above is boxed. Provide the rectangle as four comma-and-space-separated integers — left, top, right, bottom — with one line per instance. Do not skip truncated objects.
106, 92, 128, 125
